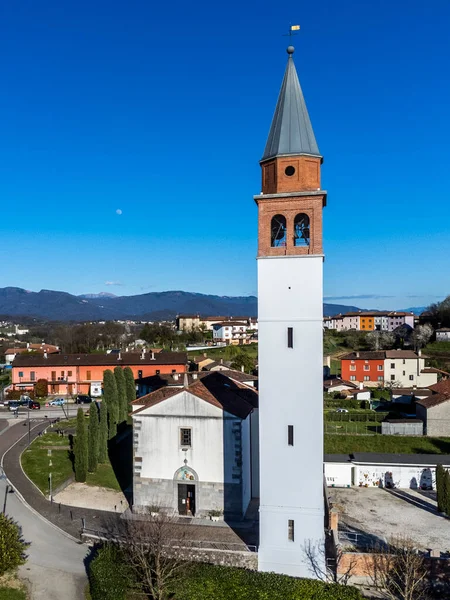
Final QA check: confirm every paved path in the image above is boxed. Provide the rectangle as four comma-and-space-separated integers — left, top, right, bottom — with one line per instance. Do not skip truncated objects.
0, 422, 89, 600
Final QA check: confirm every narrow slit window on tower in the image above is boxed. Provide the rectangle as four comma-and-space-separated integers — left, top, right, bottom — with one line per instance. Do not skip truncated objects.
271, 214, 287, 247
294, 213, 310, 247
287, 327, 293, 348
288, 519, 295, 542
288, 425, 294, 446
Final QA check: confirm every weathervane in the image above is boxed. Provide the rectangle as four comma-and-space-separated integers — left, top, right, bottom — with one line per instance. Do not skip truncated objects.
283, 24, 300, 40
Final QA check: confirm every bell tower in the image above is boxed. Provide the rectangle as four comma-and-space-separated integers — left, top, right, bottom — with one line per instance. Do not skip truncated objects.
257, 45, 326, 578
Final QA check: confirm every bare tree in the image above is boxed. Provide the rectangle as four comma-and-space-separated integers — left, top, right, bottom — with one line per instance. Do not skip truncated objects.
303, 538, 358, 585
118, 510, 190, 600
367, 331, 395, 351
366, 536, 430, 600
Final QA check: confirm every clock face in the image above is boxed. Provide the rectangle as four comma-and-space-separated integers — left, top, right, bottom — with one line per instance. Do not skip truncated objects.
285, 165, 296, 177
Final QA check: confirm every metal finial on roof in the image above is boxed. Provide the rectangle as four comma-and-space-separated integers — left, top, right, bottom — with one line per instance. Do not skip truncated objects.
262, 37, 320, 161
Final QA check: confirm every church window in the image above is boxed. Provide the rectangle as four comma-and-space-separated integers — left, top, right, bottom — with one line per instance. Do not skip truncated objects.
288, 425, 294, 446
180, 428, 192, 447
285, 165, 295, 176
294, 213, 310, 247
271, 214, 286, 247
288, 519, 295, 541
287, 327, 293, 348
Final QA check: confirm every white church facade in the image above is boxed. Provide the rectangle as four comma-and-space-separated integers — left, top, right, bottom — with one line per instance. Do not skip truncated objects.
131, 372, 259, 519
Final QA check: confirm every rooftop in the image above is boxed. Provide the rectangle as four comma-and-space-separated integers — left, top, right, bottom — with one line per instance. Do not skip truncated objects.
12, 351, 187, 368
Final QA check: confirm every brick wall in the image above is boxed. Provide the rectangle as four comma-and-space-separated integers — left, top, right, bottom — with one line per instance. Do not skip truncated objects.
261, 156, 321, 194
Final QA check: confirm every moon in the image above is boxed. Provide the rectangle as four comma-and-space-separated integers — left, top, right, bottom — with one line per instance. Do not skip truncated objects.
116, 209, 122, 215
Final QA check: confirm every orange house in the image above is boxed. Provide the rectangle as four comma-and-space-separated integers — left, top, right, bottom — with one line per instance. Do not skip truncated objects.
11, 351, 187, 396
359, 313, 375, 331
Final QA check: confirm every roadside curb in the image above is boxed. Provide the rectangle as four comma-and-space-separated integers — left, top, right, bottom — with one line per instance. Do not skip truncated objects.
1, 421, 83, 545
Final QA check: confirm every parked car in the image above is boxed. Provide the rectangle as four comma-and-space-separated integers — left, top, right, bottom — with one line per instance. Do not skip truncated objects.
335, 408, 349, 413
27, 401, 41, 410
8, 401, 20, 412
74, 395, 92, 404
48, 398, 65, 406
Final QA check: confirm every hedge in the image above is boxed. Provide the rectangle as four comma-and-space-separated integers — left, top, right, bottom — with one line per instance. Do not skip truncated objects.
89, 548, 363, 600
170, 563, 363, 600
324, 399, 370, 410
89, 545, 136, 600
325, 412, 387, 423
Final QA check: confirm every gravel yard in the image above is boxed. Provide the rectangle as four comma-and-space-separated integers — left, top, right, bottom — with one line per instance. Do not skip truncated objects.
329, 486, 450, 552
54, 482, 128, 512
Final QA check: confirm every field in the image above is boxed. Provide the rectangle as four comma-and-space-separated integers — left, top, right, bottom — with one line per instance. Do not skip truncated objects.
187, 344, 258, 362
324, 433, 450, 455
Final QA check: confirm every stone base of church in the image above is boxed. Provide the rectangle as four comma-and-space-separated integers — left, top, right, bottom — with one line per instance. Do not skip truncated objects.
133, 476, 244, 519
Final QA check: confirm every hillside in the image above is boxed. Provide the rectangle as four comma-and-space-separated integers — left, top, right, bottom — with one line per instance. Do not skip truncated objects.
0, 287, 358, 322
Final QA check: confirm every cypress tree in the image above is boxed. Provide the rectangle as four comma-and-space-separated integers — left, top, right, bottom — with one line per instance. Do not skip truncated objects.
445, 470, 450, 517
103, 369, 118, 439
74, 408, 87, 482
87, 402, 99, 473
114, 366, 127, 424
98, 400, 108, 464
123, 366, 136, 424
436, 464, 444, 512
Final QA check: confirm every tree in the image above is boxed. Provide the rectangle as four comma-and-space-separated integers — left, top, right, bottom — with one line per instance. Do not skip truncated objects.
114, 366, 127, 424
436, 464, 444, 512
123, 367, 136, 424
367, 331, 395, 351
429, 295, 450, 328
34, 378, 48, 398
98, 400, 108, 464
367, 536, 429, 600
88, 402, 99, 473
412, 324, 434, 350
445, 469, 450, 517
0, 514, 29, 576
75, 408, 88, 482
230, 351, 255, 373
103, 369, 119, 439
117, 509, 190, 600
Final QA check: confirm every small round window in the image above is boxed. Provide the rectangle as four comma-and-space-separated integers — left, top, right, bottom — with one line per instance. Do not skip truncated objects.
285, 165, 295, 176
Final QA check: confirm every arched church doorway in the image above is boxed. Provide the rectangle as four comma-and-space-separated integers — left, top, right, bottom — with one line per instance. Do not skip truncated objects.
174, 466, 197, 516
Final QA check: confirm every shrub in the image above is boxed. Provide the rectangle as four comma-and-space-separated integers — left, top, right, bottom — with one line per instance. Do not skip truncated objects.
114, 366, 127, 424
98, 401, 108, 464
123, 367, 136, 424
6, 390, 35, 400
170, 563, 363, 600
103, 370, 118, 440
0, 514, 29, 576
89, 544, 137, 600
34, 379, 48, 398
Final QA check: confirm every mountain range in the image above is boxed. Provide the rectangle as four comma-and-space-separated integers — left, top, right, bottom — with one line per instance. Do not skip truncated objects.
0, 287, 360, 322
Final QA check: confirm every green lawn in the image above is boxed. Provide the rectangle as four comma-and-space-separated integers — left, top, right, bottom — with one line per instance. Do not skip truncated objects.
189, 344, 258, 362
325, 421, 381, 435
0, 587, 27, 599
21, 431, 120, 494
324, 434, 450, 455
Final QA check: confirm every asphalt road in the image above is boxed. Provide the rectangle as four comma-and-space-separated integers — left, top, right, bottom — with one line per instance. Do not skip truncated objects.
0, 405, 89, 420
0, 422, 89, 599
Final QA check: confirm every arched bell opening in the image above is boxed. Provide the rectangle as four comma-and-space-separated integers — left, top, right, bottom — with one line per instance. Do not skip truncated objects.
294, 213, 310, 247
271, 214, 287, 247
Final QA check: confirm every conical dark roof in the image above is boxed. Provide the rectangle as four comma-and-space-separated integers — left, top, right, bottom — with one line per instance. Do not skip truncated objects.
262, 48, 320, 161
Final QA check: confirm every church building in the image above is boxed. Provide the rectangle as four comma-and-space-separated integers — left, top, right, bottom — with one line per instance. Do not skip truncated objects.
256, 45, 326, 577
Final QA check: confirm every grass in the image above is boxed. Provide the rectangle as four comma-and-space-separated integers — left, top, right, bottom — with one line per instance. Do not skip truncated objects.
324, 433, 450, 455
325, 422, 381, 435
21, 430, 121, 494
0, 588, 27, 600
188, 344, 258, 362
87, 463, 121, 491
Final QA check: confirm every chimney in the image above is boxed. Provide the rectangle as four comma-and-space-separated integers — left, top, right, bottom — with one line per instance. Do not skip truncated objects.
44, 352, 48, 359
140, 349, 145, 360
356, 351, 360, 358
118, 351, 122, 360
220, 358, 223, 364
359, 382, 363, 390
241, 365, 245, 372
26, 342, 30, 349
418, 349, 422, 357
151, 351, 155, 360
192, 373, 198, 380
173, 373, 179, 381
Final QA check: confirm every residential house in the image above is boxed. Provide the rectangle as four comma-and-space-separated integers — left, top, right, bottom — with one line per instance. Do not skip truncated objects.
5, 343, 60, 366
176, 315, 257, 332
324, 311, 415, 332
11, 351, 187, 396
387, 312, 415, 332
416, 380, 450, 436
131, 371, 259, 518
212, 322, 250, 345
436, 328, 450, 342
341, 350, 439, 387
323, 378, 358, 394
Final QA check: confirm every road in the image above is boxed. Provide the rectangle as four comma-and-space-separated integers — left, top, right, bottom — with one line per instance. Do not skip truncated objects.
0, 422, 89, 599
0, 405, 89, 420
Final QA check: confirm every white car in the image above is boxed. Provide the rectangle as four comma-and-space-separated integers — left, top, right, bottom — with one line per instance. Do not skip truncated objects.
335, 408, 349, 413
48, 398, 66, 406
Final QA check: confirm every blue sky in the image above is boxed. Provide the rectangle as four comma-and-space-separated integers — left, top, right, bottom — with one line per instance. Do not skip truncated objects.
1, 0, 449, 310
